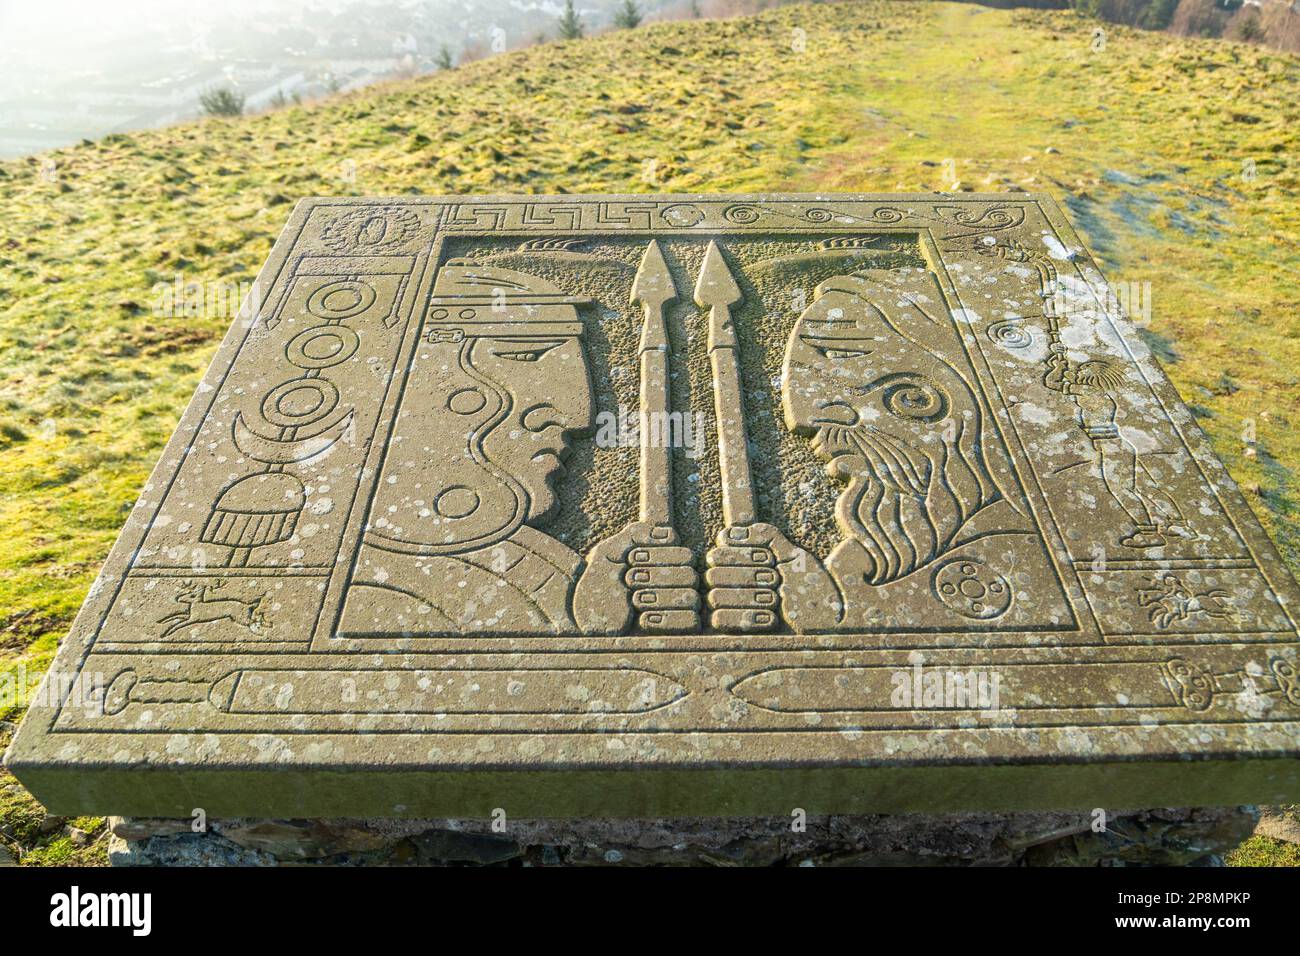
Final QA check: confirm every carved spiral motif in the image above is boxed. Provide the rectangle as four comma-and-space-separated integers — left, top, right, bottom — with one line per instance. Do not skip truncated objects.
866, 206, 906, 224
986, 318, 1034, 350
802, 207, 834, 223
722, 204, 762, 224
939, 205, 1023, 229
882, 379, 950, 422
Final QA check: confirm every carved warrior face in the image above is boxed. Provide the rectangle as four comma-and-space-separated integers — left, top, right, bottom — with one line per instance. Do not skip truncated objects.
365, 263, 593, 556
781, 276, 1002, 585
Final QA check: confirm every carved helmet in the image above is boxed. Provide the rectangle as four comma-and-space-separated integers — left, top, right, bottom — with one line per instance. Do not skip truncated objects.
425, 262, 590, 338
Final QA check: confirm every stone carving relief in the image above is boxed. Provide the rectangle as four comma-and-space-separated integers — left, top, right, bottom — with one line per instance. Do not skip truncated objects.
340, 262, 597, 636
980, 238, 1189, 550
1139, 573, 1240, 630
775, 274, 1021, 630
19, 198, 1298, 797
324, 232, 1074, 638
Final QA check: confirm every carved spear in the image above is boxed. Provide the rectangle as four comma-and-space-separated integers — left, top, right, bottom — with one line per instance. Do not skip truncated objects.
696, 240, 785, 633
572, 240, 699, 635
695, 240, 755, 528
632, 239, 677, 527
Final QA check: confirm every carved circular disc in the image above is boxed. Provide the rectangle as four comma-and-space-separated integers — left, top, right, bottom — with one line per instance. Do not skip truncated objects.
306, 279, 377, 320
286, 324, 360, 369
261, 377, 340, 428
932, 558, 1013, 620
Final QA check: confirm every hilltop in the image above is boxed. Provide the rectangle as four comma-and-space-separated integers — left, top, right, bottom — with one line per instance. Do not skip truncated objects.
0, 1, 1297, 865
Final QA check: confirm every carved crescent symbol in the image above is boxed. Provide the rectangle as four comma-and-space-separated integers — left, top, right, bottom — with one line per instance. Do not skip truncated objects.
231, 409, 354, 464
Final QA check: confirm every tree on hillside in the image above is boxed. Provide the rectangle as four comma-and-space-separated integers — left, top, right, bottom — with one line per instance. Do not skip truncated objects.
689, 0, 703, 18
435, 44, 454, 70
557, 0, 584, 40
613, 0, 643, 29
1237, 14, 1264, 43
460, 40, 489, 64
199, 86, 245, 117
1138, 0, 1180, 30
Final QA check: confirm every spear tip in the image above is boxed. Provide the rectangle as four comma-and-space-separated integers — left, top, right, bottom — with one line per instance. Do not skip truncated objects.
630, 239, 677, 308
693, 240, 742, 310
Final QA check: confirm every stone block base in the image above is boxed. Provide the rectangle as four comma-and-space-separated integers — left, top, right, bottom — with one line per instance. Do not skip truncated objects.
107, 806, 1259, 867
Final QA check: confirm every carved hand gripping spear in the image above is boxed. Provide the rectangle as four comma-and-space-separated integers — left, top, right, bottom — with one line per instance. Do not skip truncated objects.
696, 241, 827, 633
573, 241, 700, 635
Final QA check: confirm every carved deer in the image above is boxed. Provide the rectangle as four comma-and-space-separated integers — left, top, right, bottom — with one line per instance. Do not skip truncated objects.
157, 580, 271, 638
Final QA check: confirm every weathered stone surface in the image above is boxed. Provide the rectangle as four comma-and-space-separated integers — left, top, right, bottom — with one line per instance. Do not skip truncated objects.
106, 807, 1258, 867
1255, 806, 1300, 844
6, 194, 1300, 818
107, 815, 194, 842
212, 819, 396, 859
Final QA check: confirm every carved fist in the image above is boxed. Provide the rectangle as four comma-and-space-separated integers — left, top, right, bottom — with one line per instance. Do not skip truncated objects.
574, 522, 700, 635
706, 523, 841, 633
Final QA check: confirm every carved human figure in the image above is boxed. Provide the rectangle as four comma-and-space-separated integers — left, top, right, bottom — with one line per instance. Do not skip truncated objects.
340, 263, 597, 635
760, 275, 1009, 630
985, 238, 1183, 549
341, 261, 695, 637
1045, 351, 1182, 549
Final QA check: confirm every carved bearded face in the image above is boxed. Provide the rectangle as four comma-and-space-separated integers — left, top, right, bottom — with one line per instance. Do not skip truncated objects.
781, 277, 1001, 584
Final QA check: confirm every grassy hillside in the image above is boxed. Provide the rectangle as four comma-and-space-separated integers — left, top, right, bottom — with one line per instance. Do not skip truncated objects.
1, 1, 1297, 866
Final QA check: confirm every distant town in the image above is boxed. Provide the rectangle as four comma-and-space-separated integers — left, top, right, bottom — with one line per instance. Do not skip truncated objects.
0, 0, 705, 159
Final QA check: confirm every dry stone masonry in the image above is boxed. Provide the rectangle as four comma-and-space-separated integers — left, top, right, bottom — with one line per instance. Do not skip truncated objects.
6, 194, 1299, 819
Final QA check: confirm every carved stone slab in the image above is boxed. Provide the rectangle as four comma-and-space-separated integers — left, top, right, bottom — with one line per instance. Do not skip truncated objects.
8, 194, 1300, 818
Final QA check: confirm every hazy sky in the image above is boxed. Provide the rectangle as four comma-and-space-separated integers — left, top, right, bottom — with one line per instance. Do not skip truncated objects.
0, 0, 388, 54
0, 0, 586, 155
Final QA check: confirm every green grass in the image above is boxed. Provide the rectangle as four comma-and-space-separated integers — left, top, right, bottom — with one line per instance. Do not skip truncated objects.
0, 729, 106, 865
0, 1, 1296, 866
1226, 835, 1300, 867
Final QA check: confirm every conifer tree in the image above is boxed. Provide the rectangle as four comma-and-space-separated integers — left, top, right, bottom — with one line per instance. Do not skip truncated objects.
613, 0, 643, 29
557, 0, 584, 40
